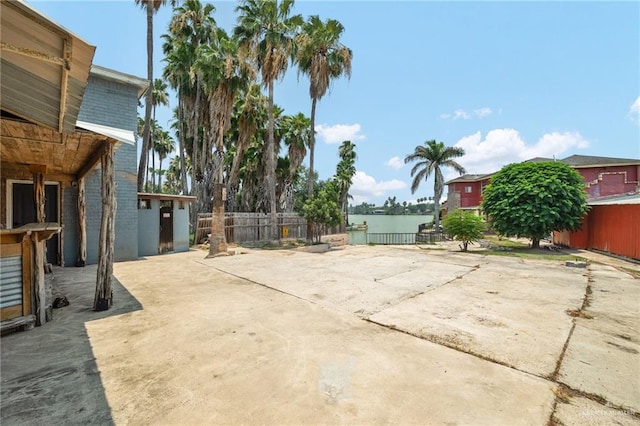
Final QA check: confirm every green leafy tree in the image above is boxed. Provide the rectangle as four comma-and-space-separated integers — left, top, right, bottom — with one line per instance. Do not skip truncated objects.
302, 181, 342, 243
405, 140, 466, 231
481, 161, 588, 249
442, 210, 485, 252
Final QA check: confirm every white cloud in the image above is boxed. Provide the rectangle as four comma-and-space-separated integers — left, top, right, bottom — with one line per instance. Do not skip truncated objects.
474, 107, 492, 118
315, 123, 365, 144
349, 171, 406, 204
453, 109, 471, 120
452, 129, 590, 176
627, 96, 640, 124
440, 107, 493, 120
386, 156, 404, 170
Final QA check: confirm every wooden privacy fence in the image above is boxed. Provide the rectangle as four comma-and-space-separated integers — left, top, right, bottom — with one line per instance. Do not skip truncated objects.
196, 212, 345, 245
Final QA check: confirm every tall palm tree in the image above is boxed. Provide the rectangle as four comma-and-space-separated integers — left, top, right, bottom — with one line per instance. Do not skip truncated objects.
235, 0, 303, 240
155, 130, 175, 190
135, 0, 167, 192
335, 140, 356, 221
226, 84, 268, 212
163, 0, 216, 229
279, 112, 311, 212
295, 15, 352, 200
149, 78, 169, 191
404, 140, 466, 231
197, 27, 252, 255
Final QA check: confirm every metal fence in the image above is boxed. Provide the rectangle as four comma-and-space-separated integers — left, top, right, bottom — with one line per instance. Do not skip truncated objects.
196, 213, 345, 245
366, 232, 450, 245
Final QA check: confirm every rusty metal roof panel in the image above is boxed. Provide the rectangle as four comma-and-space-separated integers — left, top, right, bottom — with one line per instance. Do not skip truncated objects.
0, 0, 96, 133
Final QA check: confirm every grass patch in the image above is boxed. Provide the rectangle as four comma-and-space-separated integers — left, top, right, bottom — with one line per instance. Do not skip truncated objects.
482, 235, 529, 249
478, 248, 588, 262
619, 266, 640, 278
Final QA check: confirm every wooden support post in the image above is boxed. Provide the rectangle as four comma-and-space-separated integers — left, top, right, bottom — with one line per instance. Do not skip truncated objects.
77, 178, 87, 266
94, 143, 116, 311
33, 236, 46, 325
31, 166, 46, 223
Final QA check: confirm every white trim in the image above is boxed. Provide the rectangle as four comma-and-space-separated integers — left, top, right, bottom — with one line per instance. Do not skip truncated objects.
6, 179, 60, 230
76, 121, 135, 146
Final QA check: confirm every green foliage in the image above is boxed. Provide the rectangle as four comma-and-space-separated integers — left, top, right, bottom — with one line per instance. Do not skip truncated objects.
481, 162, 588, 248
442, 210, 486, 251
301, 181, 343, 242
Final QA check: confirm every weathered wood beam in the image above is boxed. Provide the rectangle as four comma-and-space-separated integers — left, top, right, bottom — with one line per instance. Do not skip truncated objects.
77, 178, 87, 267
0, 163, 72, 184
94, 143, 115, 311
33, 237, 45, 325
58, 38, 71, 133
32, 169, 45, 223
0, 41, 66, 67
76, 140, 109, 180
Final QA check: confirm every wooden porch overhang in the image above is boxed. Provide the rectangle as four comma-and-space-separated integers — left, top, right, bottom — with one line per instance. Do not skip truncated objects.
0, 115, 133, 183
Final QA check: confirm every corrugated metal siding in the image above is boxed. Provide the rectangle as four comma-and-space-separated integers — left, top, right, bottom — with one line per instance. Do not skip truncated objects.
0, 1, 95, 133
587, 205, 640, 260
0, 255, 23, 308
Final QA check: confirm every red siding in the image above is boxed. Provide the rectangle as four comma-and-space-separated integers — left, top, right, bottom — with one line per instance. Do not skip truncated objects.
450, 181, 485, 208
577, 165, 639, 199
554, 204, 640, 260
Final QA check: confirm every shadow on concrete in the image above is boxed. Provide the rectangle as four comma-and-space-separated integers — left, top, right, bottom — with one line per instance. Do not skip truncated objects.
1, 265, 142, 425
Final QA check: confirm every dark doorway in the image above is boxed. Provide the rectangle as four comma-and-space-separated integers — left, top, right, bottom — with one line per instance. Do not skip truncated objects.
12, 182, 59, 264
159, 202, 173, 254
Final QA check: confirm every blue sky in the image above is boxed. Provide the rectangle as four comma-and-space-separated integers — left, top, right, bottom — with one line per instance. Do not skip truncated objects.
32, 0, 640, 206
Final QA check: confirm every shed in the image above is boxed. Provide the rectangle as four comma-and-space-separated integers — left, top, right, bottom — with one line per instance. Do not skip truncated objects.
553, 193, 640, 261
137, 193, 196, 256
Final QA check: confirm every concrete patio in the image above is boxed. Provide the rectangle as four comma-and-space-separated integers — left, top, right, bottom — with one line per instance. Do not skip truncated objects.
1, 245, 638, 425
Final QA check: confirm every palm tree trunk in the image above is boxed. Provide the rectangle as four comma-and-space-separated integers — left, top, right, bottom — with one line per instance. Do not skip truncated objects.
433, 193, 441, 231
307, 97, 317, 198
137, 4, 153, 192
178, 99, 189, 195
306, 97, 317, 243
267, 81, 278, 241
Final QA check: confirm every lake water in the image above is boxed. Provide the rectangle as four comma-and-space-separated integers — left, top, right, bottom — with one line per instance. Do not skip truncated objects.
347, 214, 434, 244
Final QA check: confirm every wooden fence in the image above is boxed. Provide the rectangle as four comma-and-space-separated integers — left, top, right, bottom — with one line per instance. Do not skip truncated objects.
196, 212, 345, 245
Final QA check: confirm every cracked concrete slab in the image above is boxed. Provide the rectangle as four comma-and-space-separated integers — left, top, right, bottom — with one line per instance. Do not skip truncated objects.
369, 256, 588, 377
559, 264, 640, 412
204, 246, 475, 317
554, 396, 640, 425
2, 245, 638, 425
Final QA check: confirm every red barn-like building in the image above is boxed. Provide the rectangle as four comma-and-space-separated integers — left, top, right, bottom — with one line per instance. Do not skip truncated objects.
444, 154, 640, 259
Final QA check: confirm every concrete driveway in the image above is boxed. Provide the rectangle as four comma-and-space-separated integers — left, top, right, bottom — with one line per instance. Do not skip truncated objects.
1, 245, 638, 425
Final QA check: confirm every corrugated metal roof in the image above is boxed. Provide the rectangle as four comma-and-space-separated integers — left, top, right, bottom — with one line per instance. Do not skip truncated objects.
588, 193, 640, 206
76, 121, 135, 146
445, 173, 493, 184
0, 0, 95, 133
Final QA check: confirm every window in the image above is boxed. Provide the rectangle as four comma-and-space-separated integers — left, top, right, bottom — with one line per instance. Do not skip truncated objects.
138, 199, 151, 209
160, 200, 173, 209
464, 186, 473, 193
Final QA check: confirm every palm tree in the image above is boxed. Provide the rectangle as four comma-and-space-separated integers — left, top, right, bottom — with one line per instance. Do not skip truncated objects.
225, 84, 268, 212
135, 0, 167, 192
235, 0, 303, 240
149, 78, 169, 191
404, 140, 466, 231
280, 112, 311, 212
196, 27, 252, 255
163, 0, 216, 230
335, 140, 356, 222
295, 15, 352, 200
155, 130, 175, 190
